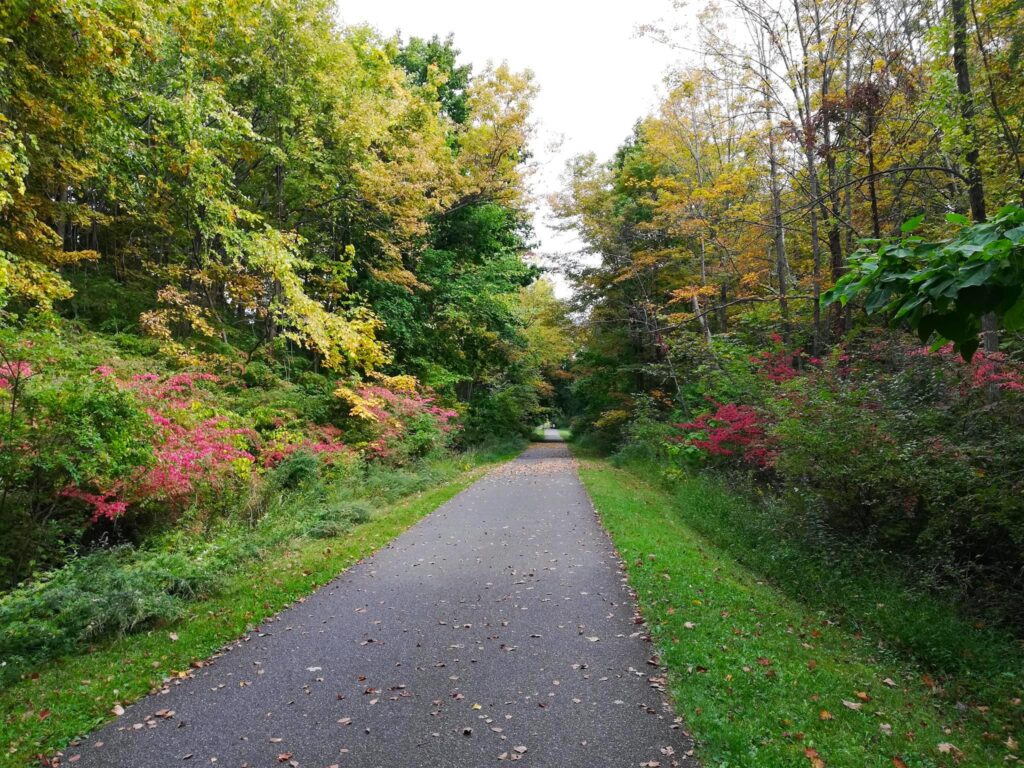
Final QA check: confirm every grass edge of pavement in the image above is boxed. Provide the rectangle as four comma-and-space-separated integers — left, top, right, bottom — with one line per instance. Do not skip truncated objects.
1, 455, 511, 767
573, 454, 1014, 768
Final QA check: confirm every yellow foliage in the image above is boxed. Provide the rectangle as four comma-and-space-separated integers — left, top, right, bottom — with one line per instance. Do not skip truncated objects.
594, 409, 631, 429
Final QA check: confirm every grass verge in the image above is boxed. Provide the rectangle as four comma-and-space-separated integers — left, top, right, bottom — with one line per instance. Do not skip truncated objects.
1, 449, 515, 767
575, 457, 1021, 768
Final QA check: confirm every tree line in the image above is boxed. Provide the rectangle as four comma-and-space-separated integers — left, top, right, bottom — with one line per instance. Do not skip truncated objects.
555, 0, 1024, 625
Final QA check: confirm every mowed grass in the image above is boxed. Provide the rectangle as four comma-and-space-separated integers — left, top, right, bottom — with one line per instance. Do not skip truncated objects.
576, 458, 1022, 768
0, 462, 499, 767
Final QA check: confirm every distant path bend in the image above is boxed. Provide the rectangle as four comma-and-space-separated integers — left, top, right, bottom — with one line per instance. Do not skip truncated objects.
67, 441, 696, 767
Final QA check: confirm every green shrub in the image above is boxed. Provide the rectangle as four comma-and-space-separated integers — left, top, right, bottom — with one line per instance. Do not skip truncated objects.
241, 361, 278, 389
0, 546, 214, 674
302, 500, 374, 539
0, 371, 154, 585
268, 451, 322, 491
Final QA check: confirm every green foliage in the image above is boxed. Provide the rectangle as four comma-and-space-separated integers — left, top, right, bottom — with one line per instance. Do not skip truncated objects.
0, 0, 554, 593
579, 458, 1022, 767
396, 35, 472, 126
267, 451, 321, 491
0, 547, 214, 672
0, 350, 154, 581
825, 206, 1024, 360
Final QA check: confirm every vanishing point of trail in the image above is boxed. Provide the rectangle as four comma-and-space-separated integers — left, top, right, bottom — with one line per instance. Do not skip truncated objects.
66, 434, 695, 767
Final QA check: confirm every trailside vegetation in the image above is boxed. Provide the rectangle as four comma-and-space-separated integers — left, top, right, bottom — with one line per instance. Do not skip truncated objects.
555, 0, 1024, 763
0, 0, 574, 692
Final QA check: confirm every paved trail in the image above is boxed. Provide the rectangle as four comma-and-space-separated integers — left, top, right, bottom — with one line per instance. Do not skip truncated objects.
67, 434, 694, 767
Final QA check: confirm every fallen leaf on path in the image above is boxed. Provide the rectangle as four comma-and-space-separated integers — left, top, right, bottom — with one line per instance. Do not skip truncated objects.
112, 704, 125, 716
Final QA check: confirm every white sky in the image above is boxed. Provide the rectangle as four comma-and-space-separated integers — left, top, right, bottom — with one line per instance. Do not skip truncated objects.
336, 0, 690, 295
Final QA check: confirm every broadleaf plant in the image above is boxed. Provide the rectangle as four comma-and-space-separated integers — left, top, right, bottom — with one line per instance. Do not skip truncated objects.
823, 205, 1024, 360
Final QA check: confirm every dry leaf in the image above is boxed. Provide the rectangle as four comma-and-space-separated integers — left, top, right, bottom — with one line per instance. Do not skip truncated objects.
804, 747, 826, 768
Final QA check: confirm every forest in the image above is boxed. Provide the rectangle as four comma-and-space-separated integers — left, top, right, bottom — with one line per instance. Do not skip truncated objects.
0, 0, 572, 675
1, 0, 1023, 765
554, 0, 1024, 625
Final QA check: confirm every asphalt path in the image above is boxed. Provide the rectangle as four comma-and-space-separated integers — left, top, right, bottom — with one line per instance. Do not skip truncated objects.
64, 434, 695, 767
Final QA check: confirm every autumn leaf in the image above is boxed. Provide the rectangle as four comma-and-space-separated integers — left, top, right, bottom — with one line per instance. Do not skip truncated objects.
805, 746, 826, 767
937, 742, 964, 760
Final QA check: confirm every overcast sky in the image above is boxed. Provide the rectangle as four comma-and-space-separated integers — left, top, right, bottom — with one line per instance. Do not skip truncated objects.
336, 0, 689, 293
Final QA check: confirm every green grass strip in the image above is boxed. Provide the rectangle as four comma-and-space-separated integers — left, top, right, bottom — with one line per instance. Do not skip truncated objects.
1, 465, 491, 767
576, 459, 1016, 768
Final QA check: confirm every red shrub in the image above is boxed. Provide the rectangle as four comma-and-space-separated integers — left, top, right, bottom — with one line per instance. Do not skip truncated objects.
673, 402, 775, 468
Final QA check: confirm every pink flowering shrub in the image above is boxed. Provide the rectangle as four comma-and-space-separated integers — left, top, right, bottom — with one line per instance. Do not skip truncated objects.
0, 360, 33, 390
79, 370, 256, 512
336, 376, 460, 464
261, 424, 353, 468
906, 342, 1024, 394
750, 335, 822, 383
60, 488, 129, 522
672, 402, 775, 469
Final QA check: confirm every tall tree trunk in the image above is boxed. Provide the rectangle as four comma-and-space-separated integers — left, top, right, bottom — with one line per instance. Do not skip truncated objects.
762, 60, 791, 339
951, 0, 986, 224
950, 0, 998, 353
794, 0, 825, 353
692, 295, 713, 344
865, 108, 881, 238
